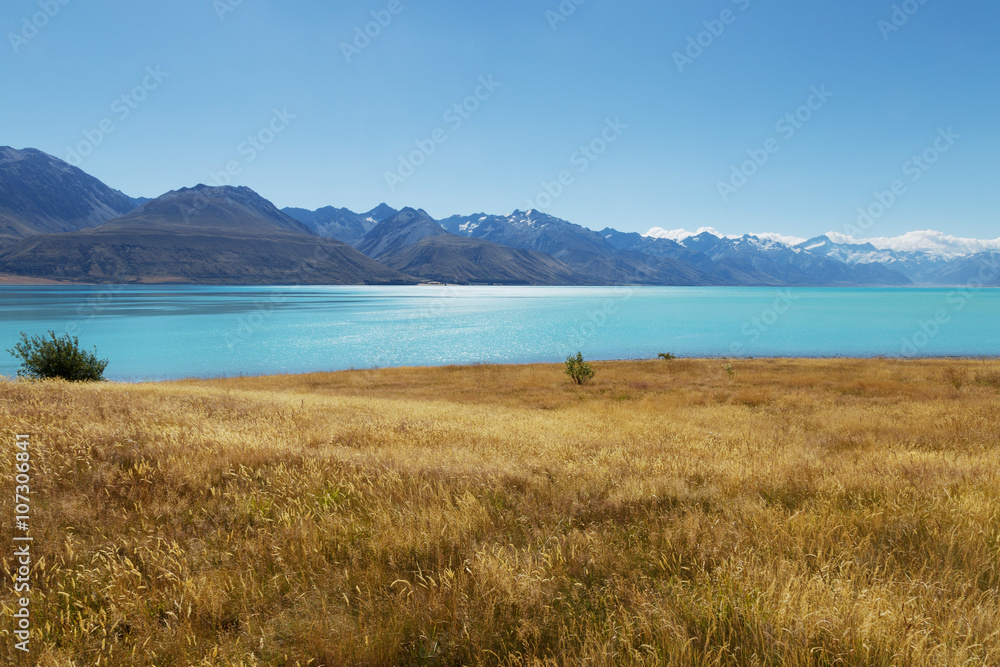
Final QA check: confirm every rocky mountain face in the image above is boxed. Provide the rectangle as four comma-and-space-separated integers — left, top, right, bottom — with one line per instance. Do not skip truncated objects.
355, 208, 588, 284
356, 208, 449, 259
439, 210, 716, 285
0, 147, 140, 246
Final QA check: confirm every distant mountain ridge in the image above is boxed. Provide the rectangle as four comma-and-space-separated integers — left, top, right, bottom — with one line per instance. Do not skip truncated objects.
357, 208, 447, 259
283, 203, 397, 245
357, 208, 589, 285
438, 209, 715, 285
602, 229, 912, 286
0, 145, 997, 286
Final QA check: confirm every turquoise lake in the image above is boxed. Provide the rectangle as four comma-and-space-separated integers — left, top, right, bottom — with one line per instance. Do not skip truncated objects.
0, 285, 997, 381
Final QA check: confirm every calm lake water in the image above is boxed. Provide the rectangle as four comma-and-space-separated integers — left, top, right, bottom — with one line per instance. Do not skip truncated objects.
0, 285, 997, 381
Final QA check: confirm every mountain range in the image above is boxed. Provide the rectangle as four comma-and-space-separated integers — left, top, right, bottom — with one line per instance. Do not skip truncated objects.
358, 208, 589, 285
1, 146, 997, 287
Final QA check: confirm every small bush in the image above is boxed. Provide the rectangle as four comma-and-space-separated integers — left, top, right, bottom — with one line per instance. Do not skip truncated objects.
7, 330, 108, 382
564, 352, 594, 385
724, 363, 736, 379
658, 352, 676, 360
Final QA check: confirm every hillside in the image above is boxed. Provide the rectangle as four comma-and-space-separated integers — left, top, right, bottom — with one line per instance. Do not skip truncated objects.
378, 234, 590, 285
1, 358, 998, 664
0, 146, 140, 246
0, 186, 414, 284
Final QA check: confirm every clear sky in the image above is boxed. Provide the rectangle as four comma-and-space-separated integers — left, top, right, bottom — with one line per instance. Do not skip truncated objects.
2, 0, 997, 241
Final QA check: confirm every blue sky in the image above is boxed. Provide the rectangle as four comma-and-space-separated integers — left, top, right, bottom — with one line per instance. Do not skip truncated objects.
2, 0, 997, 241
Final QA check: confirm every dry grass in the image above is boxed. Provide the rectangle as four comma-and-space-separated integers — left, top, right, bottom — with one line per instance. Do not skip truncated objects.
1, 358, 999, 666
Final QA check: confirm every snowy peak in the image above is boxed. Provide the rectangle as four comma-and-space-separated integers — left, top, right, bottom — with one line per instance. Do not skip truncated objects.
799, 235, 878, 255
636, 225, 1000, 284
646, 226, 999, 262
363, 203, 398, 224
825, 230, 1000, 259
680, 231, 723, 253
355, 207, 448, 259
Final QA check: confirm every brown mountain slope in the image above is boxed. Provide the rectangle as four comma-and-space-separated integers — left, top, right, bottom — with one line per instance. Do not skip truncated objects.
378, 235, 594, 285
0, 146, 139, 246
0, 185, 415, 285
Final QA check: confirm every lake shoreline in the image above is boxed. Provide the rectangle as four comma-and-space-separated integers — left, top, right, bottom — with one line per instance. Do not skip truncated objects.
6, 356, 1000, 386
156, 355, 1000, 385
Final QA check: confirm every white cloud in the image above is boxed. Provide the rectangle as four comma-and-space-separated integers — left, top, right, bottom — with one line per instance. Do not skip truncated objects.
825, 230, 1000, 257
750, 232, 807, 246
645, 226, 724, 241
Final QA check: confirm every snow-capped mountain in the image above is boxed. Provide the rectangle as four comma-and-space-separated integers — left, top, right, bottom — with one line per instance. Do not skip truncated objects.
825, 230, 1000, 259
439, 210, 715, 285
642, 227, 1000, 286
605, 229, 910, 286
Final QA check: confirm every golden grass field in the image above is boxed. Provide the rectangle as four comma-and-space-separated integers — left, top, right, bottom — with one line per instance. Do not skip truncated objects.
2, 358, 999, 666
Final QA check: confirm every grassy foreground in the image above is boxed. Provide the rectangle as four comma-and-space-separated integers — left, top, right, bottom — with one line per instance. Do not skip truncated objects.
2, 358, 1000, 666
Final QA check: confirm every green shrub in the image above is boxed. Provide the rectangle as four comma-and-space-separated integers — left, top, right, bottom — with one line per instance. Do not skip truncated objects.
7, 330, 108, 382
564, 352, 595, 385
658, 352, 676, 360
